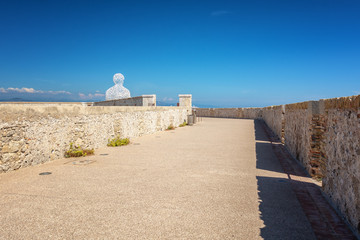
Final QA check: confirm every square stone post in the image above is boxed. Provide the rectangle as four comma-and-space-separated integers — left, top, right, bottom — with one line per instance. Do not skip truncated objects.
142, 95, 156, 106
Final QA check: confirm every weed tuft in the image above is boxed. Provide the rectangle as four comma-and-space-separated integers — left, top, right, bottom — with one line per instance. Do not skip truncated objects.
179, 121, 187, 127
107, 137, 130, 147
65, 142, 94, 158
167, 124, 175, 130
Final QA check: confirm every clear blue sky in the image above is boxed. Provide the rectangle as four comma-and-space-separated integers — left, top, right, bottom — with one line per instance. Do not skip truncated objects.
0, 0, 359, 107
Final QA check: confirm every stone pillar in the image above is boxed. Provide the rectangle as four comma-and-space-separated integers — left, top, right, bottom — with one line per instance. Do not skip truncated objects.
178, 94, 192, 114
142, 95, 156, 106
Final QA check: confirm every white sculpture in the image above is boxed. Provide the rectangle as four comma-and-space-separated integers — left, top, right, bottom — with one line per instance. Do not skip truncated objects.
105, 73, 131, 100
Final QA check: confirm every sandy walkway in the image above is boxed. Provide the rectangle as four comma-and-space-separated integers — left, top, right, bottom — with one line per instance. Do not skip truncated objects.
0, 118, 315, 239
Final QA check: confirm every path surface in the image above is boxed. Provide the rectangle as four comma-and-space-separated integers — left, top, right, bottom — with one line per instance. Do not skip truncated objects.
0, 118, 321, 239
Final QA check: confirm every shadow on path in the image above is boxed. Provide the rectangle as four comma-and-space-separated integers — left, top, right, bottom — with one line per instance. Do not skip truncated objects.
255, 120, 357, 240
254, 119, 306, 177
255, 120, 316, 239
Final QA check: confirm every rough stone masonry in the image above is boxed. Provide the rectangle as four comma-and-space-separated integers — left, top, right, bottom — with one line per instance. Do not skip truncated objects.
0, 103, 190, 173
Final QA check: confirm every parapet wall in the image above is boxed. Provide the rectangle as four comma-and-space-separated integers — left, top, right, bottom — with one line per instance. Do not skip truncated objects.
0, 104, 188, 173
195, 108, 263, 119
197, 94, 360, 231
262, 105, 284, 142
283, 102, 314, 175
322, 96, 360, 230
94, 95, 156, 106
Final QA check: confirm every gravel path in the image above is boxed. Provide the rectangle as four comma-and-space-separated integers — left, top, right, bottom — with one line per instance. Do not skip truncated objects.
0, 118, 317, 239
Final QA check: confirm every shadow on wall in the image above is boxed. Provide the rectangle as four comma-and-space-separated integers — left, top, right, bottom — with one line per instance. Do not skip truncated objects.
254, 119, 314, 179
254, 120, 317, 240
254, 119, 302, 177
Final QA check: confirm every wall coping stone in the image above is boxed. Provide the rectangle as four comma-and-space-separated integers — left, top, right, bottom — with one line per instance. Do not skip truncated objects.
178, 94, 192, 98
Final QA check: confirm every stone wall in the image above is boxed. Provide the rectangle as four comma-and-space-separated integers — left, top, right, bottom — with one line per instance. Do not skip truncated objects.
322, 95, 360, 230
0, 104, 188, 173
262, 105, 285, 142
197, 95, 360, 232
283, 103, 313, 173
195, 108, 263, 119
196, 106, 282, 138
94, 95, 156, 106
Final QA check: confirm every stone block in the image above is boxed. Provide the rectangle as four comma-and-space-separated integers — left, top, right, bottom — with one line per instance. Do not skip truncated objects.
1, 153, 19, 163
1, 141, 22, 153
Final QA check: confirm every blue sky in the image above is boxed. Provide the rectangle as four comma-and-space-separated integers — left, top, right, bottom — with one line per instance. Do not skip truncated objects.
0, 0, 359, 107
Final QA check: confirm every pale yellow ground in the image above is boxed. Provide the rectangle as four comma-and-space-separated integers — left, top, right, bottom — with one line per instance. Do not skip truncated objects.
0, 118, 315, 239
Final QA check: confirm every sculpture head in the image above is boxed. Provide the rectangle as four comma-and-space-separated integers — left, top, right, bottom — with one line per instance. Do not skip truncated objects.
113, 73, 125, 85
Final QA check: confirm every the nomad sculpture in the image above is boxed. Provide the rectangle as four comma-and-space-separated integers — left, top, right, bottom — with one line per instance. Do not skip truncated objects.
105, 73, 131, 100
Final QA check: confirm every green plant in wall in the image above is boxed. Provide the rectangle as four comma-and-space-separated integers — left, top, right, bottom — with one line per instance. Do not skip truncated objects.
167, 124, 175, 130
179, 121, 187, 127
107, 137, 130, 147
313, 176, 323, 182
64, 142, 94, 158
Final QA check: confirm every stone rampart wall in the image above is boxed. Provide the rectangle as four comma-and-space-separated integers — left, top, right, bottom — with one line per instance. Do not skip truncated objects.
283, 104, 312, 172
0, 104, 188, 173
94, 95, 156, 107
262, 105, 284, 142
322, 95, 360, 230
197, 95, 360, 232
195, 108, 262, 119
